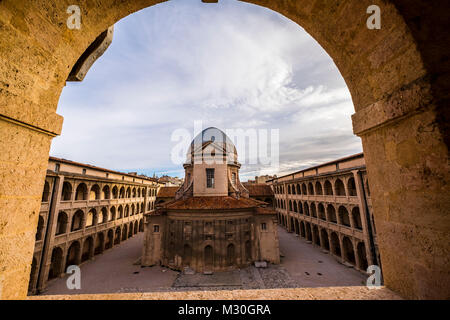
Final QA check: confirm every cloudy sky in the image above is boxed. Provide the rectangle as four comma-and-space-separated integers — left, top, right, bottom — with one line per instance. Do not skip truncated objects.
51, 0, 363, 181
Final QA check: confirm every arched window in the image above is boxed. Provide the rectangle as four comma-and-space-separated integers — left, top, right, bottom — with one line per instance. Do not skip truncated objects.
112, 186, 118, 199
347, 177, 357, 196
318, 203, 326, 220
106, 229, 114, 249
296, 184, 301, 195
82, 237, 94, 262
343, 237, 355, 264
298, 201, 303, 214
75, 183, 88, 200
122, 225, 128, 241
48, 247, 63, 279
99, 207, 107, 224
126, 187, 131, 198
132, 187, 136, 198
35, 216, 44, 241
338, 206, 351, 226
42, 181, 50, 202
109, 206, 116, 221
324, 180, 333, 195
330, 232, 341, 257
94, 233, 104, 255
308, 182, 314, 195
304, 202, 310, 216
335, 179, 346, 196
327, 204, 337, 223
293, 201, 298, 212
302, 183, 307, 195
352, 207, 363, 230
66, 241, 81, 266
315, 181, 323, 195
85, 209, 97, 227
357, 242, 368, 270
71, 210, 84, 231
55, 211, 68, 235
320, 229, 330, 251
119, 187, 125, 199
310, 202, 317, 217
102, 185, 110, 199
114, 227, 121, 245
61, 182, 72, 201
89, 184, 100, 200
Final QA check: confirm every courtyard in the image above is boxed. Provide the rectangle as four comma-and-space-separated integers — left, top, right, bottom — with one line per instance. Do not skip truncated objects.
39, 226, 367, 296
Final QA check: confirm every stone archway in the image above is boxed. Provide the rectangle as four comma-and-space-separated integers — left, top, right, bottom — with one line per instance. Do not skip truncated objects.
48, 247, 63, 280
66, 241, 81, 267
0, 0, 448, 299
106, 229, 114, 249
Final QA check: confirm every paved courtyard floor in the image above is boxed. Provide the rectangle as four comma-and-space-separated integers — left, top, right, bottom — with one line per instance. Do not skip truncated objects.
38, 227, 367, 296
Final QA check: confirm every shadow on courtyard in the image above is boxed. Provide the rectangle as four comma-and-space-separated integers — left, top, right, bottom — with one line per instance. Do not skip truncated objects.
36, 227, 367, 296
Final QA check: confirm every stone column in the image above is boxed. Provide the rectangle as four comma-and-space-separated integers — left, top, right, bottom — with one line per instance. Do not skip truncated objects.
101, 231, 106, 253
352, 170, 376, 267
338, 234, 345, 263
351, 238, 359, 270
76, 239, 83, 265
37, 175, 64, 292
59, 245, 68, 279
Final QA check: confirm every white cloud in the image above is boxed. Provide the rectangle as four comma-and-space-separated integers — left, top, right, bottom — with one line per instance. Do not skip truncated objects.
51, 0, 362, 178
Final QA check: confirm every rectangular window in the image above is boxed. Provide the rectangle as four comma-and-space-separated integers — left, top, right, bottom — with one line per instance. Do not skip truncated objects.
55, 163, 60, 172
232, 172, 236, 185
206, 168, 215, 188
153, 225, 159, 233
261, 223, 267, 230
82, 168, 86, 175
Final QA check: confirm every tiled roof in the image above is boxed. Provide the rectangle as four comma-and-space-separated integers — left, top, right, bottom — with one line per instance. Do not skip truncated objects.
157, 186, 179, 198
163, 196, 266, 210
243, 183, 274, 197
48, 156, 159, 182
255, 207, 277, 215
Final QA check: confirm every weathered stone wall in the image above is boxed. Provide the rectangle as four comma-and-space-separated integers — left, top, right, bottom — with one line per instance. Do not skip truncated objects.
0, 0, 448, 299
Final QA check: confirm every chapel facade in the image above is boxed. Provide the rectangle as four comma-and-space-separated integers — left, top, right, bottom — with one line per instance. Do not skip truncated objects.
142, 127, 280, 273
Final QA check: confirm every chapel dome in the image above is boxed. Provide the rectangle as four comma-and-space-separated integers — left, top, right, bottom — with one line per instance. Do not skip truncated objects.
186, 127, 238, 164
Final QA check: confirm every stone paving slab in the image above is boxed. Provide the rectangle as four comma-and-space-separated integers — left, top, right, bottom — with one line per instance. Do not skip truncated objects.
173, 271, 242, 287
34, 227, 385, 298
29, 286, 402, 300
